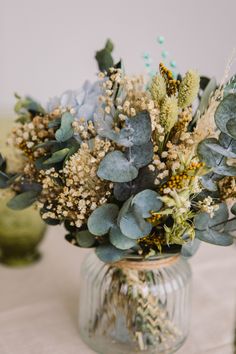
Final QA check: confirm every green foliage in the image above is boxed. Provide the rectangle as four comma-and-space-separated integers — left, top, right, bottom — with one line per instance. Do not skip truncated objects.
88, 204, 119, 236
43, 148, 70, 165
97, 111, 152, 148
109, 226, 136, 250
113, 166, 156, 201
181, 238, 201, 257
224, 75, 236, 97
95, 244, 126, 263
97, 150, 138, 182
125, 141, 153, 169
75, 230, 96, 248
119, 211, 152, 239
55, 112, 74, 142
132, 189, 163, 218
7, 191, 39, 210
95, 39, 114, 72
0, 154, 18, 189
194, 203, 234, 246
117, 190, 161, 239
198, 137, 236, 177
14, 94, 45, 122
215, 94, 236, 137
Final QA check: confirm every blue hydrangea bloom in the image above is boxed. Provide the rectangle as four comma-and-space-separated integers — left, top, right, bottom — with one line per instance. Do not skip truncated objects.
46, 80, 102, 121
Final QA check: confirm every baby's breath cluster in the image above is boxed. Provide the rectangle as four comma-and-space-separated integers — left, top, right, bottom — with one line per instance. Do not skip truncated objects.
9, 112, 58, 160
40, 137, 114, 227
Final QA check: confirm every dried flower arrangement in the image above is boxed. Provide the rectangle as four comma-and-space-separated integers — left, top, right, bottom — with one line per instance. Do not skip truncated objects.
1, 39, 236, 263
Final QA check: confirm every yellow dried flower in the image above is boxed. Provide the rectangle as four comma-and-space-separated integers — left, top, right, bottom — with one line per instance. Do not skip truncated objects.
178, 70, 200, 109
150, 75, 166, 105
160, 95, 179, 132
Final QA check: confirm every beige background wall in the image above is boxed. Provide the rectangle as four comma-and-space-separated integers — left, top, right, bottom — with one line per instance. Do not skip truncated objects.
1, 0, 236, 116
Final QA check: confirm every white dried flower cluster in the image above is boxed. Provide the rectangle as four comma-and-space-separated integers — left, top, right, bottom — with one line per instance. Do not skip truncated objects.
72, 119, 97, 140
197, 196, 219, 218
40, 137, 114, 227
10, 114, 58, 158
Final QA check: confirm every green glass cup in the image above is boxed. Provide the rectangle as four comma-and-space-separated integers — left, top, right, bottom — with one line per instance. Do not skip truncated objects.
0, 196, 46, 266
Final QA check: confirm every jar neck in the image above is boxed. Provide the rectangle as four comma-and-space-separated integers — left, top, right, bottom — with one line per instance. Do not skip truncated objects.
113, 254, 180, 271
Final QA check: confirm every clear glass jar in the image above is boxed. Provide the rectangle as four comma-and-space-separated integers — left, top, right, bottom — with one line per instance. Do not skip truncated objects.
79, 251, 191, 354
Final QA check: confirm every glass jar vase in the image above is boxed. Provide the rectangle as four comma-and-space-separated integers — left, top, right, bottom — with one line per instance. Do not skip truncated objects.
79, 251, 191, 354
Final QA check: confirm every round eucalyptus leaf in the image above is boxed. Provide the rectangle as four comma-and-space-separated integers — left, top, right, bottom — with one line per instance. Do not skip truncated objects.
109, 226, 136, 250
231, 203, 236, 215
95, 244, 126, 263
117, 197, 133, 225
226, 118, 236, 138
97, 151, 138, 182
75, 230, 96, 248
181, 238, 201, 258
125, 141, 153, 168
195, 229, 233, 246
197, 138, 224, 168
214, 165, 236, 176
123, 111, 152, 146
224, 75, 236, 97
55, 112, 74, 142
114, 166, 156, 201
215, 93, 236, 136
205, 142, 236, 159
87, 204, 119, 236
7, 191, 39, 210
43, 148, 70, 165
224, 218, 236, 232
195, 202, 228, 232
119, 211, 152, 239
132, 189, 163, 218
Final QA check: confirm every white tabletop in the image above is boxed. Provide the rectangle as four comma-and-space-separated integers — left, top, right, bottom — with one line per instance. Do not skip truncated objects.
0, 226, 235, 354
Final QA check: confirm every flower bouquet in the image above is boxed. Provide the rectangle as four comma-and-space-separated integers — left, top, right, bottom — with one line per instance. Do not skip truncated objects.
1, 39, 236, 353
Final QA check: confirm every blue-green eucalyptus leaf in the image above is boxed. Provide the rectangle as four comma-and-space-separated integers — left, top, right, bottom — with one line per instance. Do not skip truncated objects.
0, 171, 9, 188
231, 203, 236, 215
7, 191, 39, 210
125, 141, 153, 168
196, 77, 217, 117
95, 244, 126, 263
132, 189, 163, 218
75, 230, 96, 248
197, 138, 225, 168
195, 229, 233, 246
88, 204, 119, 236
55, 112, 74, 142
117, 196, 133, 225
205, 142, 236, 158
226, 118, 236, 138
224, 218, 236, 232
200, 173, 219, 192
109, 226, 136, 250
195, 203, 228, 231
119, 211, 152, 239
224, 75, 236, 97
114, 166, 156, 201
215, 93, 236, 136
43, 148, 70, 165
181, 238, 201, 257
214, 165, 236, 176
97, 151, 138, 182
122, 111, 152, 146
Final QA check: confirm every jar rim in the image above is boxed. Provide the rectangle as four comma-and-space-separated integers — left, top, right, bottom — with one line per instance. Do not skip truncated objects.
113, 253, 180, 270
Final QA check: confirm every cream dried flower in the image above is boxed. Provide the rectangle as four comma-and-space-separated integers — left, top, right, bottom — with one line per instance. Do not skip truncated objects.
150, 75, 166, 105
178, 70, 200, 109
160, 95, 179, 132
